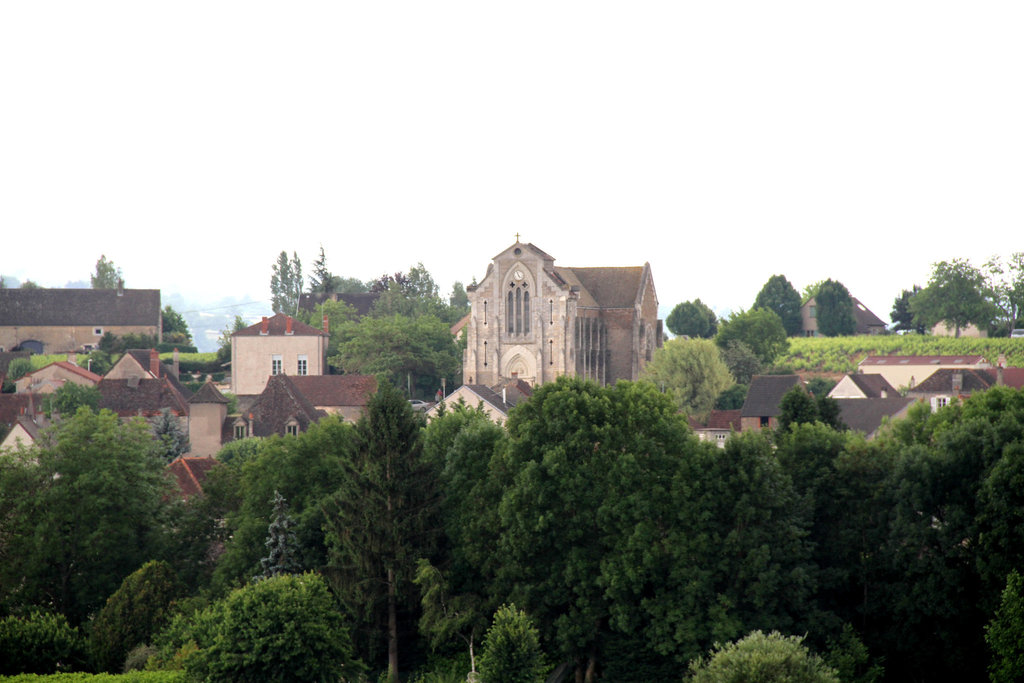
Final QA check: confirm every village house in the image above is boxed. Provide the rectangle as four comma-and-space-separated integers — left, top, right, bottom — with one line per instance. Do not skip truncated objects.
857, 355, 991, 391
0, 287, 161, 354
231, 313, 329, 396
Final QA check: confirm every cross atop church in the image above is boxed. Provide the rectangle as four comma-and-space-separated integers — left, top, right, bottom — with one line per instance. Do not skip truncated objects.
515, 232, 520, 242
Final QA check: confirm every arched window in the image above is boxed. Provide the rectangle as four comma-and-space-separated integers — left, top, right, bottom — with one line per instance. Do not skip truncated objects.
506, 279, 531, 335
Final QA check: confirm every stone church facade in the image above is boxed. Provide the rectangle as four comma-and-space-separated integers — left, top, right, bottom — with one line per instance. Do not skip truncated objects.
463, 241, 663, 387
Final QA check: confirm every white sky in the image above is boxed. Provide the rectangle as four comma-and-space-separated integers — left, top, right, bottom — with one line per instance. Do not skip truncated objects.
2, 2, 1022, 326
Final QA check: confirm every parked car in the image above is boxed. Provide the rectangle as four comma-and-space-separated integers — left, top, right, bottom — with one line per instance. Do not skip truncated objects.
1011, 329, 1024, 338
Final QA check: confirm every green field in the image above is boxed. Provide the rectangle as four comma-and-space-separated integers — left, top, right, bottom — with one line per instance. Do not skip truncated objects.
782, 335, 1024, 374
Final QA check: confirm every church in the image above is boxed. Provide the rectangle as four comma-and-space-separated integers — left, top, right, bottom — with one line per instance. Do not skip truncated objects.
463, 240, 663, 387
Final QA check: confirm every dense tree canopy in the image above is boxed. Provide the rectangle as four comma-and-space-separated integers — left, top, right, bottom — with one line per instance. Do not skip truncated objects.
91, 255, 122, 289
270, 250, 303, 314
890, 286, 926, 334
910, 258, 994, 336
161, 304, 192, 345
754, 274, 803, 336
814, 279, 856, 337
666, 298, 718, 338
715, 308, 788, 365
640, 338, 733, 418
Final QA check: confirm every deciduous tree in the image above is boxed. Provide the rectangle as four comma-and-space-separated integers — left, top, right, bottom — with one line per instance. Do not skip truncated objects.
91, 255, 122, 289
269, 250, 303, 314
667, 299, 718, 338
715, 308, 788, 365
890, 286, 925, 334
640, 338, 733, 418
910, 258, 994, 337
814, 279, 856, 337
754, 275, 803, 336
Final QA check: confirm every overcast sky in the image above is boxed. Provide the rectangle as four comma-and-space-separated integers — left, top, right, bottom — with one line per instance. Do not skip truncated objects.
2, 2, 1022, 327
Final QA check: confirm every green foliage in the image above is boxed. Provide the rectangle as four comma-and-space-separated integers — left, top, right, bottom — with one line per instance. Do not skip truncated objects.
258, 490, 300, 579
160, 306, 191, 346
719, 339, 762, 385
890, 286, 925, 334
323, 382, 439, 676
270, 250, 303, 315
308, 244, 335, 294
754, 275, 803, 336
157, 352, 221, 376
0, 611, 86, 675
41, 383, 101, 417
777, 386, 844, 432
814, 280, 856, 337
984, 253, 1024, 336
0, 409, 169, 624
714, 383, 747, 410
329, 314, 461, 399
667, 299, 718, 338
477, 604, 547, 683
7, 356, 33, 380
91, 255, 123, 289
215, 316, 247, 366
151, 409, 188, 464
986, 570, 1024, 683
98, 333, 159, 355
82, 350, 114, 376
89, 561, 185, 673
911, 258, 995, 336
715, 308, 789, 365
687, 630, 838, 683
0, 673, 184, 682
640, 338, 734, 418
178, 573, 362, 683
781, 335, 1024, 374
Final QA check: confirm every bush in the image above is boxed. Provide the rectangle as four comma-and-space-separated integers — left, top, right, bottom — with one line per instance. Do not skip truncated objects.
0, 610, 86, 675
7, 356, 33, 381
174, 573, 362, 682
89, 561, 185, 673
687, 630, 838, 683
986, 570, 1024, 683
477, 604, 546, 683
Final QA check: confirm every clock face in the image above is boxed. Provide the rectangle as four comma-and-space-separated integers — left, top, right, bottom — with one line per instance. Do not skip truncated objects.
513, 269, 524, 280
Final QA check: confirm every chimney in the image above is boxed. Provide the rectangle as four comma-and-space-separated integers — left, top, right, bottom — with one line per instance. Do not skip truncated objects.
322, 313, 329, 335
117, 278, 124, 297
260, 317, 269, 335
150, 349, 160, 377
173, 348, 180, 380
248, 412, 254, 437
952, 372, 963, 392
286, 316, 293, 335
67, 352, 77, 366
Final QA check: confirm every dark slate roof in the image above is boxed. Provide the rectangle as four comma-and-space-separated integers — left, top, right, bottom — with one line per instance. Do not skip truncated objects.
557, 266, 647, 309
234, 313, 328, 337
189, 381, 229, 404
287, 375, 377, 408
298, 292, 381, 317
0, 288, 160, 326
167, 457, 219, 499
689, 409, 742, 431
836, 397, 916, 437
247, 374, 326, 438
122, 350, 193, 401
852, 298, 887, 332
490, 379, 534, 407
460, 384, 512, 414
846, 373, 899, 398
741, 375, 803, 418
0, 394, 33, 427
98, 377, 190, 417
909, 368, 995, 394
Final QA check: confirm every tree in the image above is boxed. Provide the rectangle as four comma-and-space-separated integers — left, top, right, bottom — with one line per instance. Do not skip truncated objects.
270, 250, 303, 314
776, 386, 845, 432
687, 630, 839, 683
667, 299, 718, 338
986, 570, 1024, 683
477, 604, 548, 683
814, 279, 856, 337
640, 338, 733, 418
41, 382, 100, 417
152, 408, 189, 463
161, 305, 192, 345
715, 308, 788, 366
910, 258, 994, 337
215, 314, 247, 365
754, 275, 803, 336
323, 382, 440, 681
6, 356, 32, 381
0, 611, 86, 675
88, 560, 185, 673
984, 253, 1024, 336
91, 255, 122, 289
0, 408, 169, 624
329, 314, 462, 399
308, 244, 336, 294
890, 286, 926, 334
258, 490, 300, 579
20, 279, 40, 289
179, 573, 362, 683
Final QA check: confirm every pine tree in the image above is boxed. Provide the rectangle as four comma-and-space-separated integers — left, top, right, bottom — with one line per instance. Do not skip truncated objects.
153, 408, 189, 463
259, 491, 300, 579
270, 250, 303, 314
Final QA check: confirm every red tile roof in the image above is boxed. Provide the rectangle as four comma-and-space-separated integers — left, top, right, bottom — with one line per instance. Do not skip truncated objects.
167, 456, 219, 498
287, 375, 377, 407
234, 313, 327, 337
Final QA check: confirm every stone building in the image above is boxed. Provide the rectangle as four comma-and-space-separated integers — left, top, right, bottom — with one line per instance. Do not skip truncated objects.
231, 313, 329, 396
462, 241, 662, 387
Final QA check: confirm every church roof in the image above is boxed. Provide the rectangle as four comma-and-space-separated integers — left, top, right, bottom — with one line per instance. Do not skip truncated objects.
560, 266, 647, 309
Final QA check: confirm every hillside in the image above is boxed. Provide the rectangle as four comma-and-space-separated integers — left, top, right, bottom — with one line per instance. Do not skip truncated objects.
782, 335, 1024, 375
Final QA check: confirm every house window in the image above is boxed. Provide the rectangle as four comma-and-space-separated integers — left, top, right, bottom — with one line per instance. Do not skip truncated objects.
809, 306, 816, 318
233, 423, 246, 440
94, 327, 103, 336
285, 421, 299, 436
931, 396, 949, 411
297, 355, 308, 376
272, 354, 282, 376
